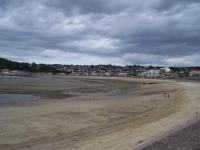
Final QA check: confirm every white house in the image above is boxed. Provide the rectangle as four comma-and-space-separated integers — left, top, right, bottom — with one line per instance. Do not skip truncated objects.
160, 67, 173, 78
118, 72, 128, 77
1, 69, 9, 74
189, 70, 200, 78
140, 69, 160, 77
160, 67, 171, 73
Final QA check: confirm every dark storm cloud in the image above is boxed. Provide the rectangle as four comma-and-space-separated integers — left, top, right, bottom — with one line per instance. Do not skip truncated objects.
0, 0, 200, 66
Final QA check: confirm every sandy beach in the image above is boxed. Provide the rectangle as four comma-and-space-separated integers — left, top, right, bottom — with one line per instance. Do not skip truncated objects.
0, 76, 200, 150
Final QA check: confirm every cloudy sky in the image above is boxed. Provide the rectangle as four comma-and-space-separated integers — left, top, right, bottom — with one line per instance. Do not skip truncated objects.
0, 0, 200, 66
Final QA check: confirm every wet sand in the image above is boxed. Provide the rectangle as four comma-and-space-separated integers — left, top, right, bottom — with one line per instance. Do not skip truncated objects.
0, 76, 199, 150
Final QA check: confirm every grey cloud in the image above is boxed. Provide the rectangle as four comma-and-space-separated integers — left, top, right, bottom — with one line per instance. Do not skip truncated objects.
0, 0, 200, 66
44, 0, 131, 15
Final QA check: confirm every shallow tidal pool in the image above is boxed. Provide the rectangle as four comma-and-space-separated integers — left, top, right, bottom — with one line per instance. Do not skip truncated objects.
0, 94, 40, 102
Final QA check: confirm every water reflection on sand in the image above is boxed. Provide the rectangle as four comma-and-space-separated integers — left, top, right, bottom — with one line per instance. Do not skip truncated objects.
0, 94, 40, 101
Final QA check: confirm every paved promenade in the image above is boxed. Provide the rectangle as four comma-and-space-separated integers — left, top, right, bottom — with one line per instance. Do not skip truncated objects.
138, 119, 200, 150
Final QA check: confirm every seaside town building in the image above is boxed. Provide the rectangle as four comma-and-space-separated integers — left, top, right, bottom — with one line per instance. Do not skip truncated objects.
139, 69, 160, 78
189, 70, 200, 79
0, 69, 30, 76
159, 67, 175, 78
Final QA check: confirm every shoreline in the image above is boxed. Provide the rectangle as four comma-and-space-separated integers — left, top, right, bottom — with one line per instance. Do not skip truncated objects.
131, 81, 200, 150
0, 76, 199, 150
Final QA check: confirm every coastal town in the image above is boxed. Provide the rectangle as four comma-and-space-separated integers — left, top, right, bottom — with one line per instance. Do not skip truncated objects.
1, 0, 200, 150
1, 57, 200, 79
